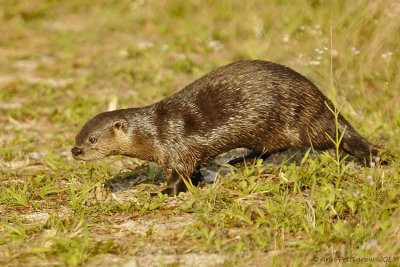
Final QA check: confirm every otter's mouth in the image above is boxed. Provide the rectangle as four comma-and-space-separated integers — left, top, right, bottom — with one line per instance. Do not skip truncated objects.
72, 154, 90, 161
72, 153, 102, 162
71, 147, 108, 161
72, 152, 89, 161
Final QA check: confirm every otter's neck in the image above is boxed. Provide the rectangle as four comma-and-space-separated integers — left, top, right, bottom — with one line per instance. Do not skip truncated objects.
121, 107, 164, 164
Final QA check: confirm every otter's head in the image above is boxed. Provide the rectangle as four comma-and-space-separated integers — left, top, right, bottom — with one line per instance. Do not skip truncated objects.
71, 111, 130, 161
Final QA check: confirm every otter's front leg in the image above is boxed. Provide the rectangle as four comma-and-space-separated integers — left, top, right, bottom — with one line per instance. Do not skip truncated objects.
160, 169, 186, 196
159, 168, 204, 196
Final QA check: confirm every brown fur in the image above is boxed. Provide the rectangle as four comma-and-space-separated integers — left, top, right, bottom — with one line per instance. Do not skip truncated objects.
72, 60, 380, 195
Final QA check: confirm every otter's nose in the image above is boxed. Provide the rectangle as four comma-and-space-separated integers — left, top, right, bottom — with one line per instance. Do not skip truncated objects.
71, 147, 83, 157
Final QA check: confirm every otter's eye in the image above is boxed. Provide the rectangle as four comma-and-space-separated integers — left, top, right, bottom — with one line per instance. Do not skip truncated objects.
89, 137, 97, 144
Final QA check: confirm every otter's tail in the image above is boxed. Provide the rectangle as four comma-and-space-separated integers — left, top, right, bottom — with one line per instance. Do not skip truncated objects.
339, 117, 379, 164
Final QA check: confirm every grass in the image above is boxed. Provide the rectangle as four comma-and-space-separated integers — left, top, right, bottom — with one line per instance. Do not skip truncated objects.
1, 0, 399, 266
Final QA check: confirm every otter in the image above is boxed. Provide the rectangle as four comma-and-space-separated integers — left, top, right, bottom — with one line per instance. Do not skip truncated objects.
72, 60, 380, 195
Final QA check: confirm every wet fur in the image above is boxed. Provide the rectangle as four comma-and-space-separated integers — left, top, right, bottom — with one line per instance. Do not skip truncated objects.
73, 60, 380, 195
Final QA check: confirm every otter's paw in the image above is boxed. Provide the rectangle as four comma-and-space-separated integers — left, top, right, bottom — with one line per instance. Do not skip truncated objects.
150, 187, 179, 197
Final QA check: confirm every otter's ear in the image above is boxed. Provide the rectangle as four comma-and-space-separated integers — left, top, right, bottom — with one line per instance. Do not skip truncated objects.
113, 120, 125, 131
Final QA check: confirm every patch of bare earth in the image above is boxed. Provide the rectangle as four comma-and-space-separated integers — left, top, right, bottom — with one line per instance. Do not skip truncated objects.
86, 213, 229, 267
122, 253, 226, 267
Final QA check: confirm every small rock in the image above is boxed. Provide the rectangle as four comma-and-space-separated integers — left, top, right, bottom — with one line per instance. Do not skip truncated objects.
361, 239, 378, 250
28, 152, 41, 161
25, 212, 50, 224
